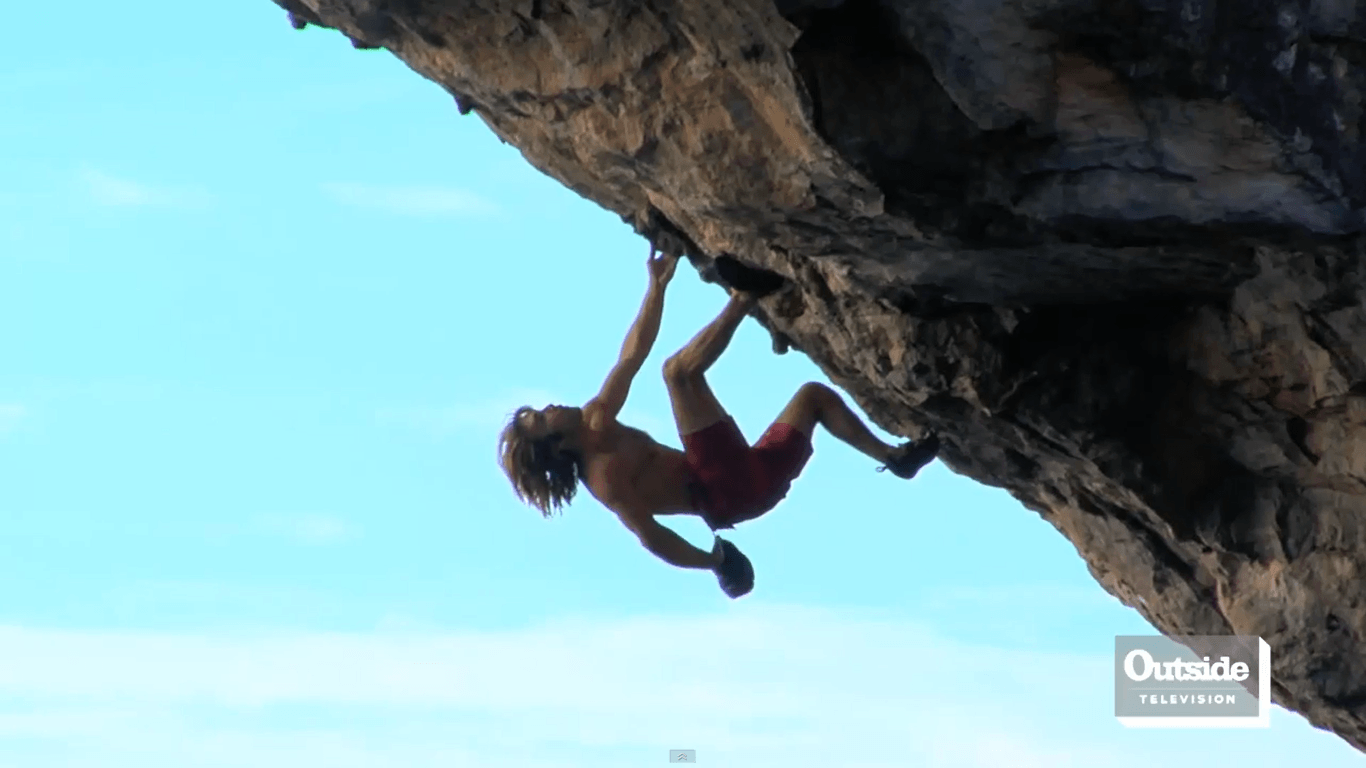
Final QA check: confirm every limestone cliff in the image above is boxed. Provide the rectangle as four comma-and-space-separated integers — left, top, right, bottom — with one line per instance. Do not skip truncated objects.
270, 0, 1366, 750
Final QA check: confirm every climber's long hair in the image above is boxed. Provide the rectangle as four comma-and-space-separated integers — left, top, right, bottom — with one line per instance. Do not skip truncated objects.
497, 408, 583, 517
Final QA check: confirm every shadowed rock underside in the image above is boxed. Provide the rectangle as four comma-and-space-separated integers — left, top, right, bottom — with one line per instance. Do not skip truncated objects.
271, 0, 1366, 751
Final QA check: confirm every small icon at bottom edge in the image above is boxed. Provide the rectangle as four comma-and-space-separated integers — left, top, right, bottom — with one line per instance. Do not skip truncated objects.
669, 748, 696, 763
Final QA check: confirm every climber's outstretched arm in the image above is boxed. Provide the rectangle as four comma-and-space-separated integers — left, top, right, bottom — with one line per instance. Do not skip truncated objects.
587, 248, 678, 420
620, 511, 719, 570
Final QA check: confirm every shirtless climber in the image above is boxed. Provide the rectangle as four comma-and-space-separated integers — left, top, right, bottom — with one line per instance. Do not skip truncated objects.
497, 247, 939, 598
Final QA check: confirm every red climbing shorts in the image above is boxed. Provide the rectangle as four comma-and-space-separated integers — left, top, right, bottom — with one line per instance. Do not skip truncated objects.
682, 417, 814, 530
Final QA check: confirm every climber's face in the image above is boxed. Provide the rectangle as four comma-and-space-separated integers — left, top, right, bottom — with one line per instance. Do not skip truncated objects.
517, 404, 582, 440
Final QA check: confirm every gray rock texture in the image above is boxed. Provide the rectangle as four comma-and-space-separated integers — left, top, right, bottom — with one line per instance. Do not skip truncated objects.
270, 0, 1366, 751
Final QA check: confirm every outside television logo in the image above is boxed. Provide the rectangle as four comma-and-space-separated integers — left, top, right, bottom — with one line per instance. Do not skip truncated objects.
1115, 634, 1271, 728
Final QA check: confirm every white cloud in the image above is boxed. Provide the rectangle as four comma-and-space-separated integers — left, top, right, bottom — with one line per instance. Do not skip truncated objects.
0, 66, 91, 96
79, 169, 212, 208
0, 604, 1349, 768
256, 514, 358, 545
0, 403, 27, 433
376, 388, 564, 436
0, 605, 1113, 767
924, 582, 1123, 611
376, 391, 676, 444
321, 182, 498, 216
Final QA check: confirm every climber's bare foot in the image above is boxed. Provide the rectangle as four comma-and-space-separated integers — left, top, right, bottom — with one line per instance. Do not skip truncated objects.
878, 433, 940, 479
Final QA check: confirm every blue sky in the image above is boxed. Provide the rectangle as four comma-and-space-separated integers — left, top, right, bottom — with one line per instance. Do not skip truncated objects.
0, 2, 1359, 766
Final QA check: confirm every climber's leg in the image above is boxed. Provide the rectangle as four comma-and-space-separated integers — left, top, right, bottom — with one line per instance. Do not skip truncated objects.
662, 293, 750, 437
760, 381, 940, 481
765, 381, 895, 463
665, 294, 765, 529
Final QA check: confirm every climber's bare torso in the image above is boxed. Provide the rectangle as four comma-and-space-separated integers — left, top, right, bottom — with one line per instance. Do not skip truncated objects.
576, 404, 695, 522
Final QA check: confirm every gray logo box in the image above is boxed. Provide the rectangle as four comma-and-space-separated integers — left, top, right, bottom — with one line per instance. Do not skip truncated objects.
1115, 635, 1262, 718
669, 749, 696, 762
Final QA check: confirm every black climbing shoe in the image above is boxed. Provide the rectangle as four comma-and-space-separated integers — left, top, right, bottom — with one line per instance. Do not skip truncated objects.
713, 255, 785, 299
877, 433, 940, 479
713, 537, 754, 599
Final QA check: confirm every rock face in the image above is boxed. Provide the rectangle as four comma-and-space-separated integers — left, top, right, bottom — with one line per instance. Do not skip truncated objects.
273, 0, 1366, 750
